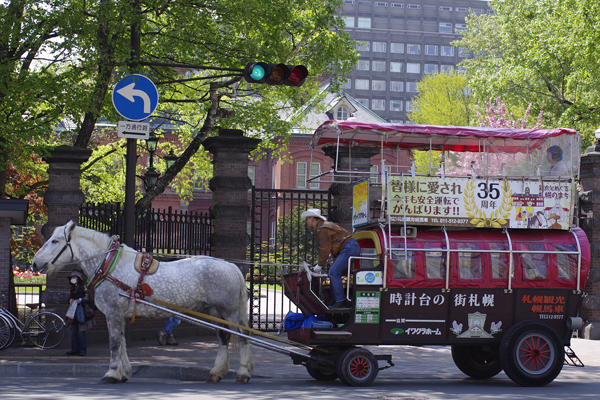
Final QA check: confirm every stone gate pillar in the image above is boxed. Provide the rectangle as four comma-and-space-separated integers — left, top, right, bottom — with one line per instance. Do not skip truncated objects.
579, 138, 600, 339
203, 129, 261, 273
323, 146, 380, 231
41, 145, 92, 312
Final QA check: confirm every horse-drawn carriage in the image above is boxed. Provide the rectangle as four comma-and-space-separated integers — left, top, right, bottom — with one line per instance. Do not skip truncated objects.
281, 121, 590, 387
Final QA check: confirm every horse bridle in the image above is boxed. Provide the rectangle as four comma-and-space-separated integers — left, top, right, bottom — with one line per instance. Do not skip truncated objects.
51, 226, 74, 264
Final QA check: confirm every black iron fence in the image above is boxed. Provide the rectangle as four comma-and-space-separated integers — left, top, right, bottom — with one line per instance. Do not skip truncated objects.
79, 203, 212, 255
249, 188, 332, 331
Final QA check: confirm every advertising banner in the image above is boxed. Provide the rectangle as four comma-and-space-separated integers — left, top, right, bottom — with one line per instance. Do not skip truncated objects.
387, 176, 574, 230
352, 179, 369, 228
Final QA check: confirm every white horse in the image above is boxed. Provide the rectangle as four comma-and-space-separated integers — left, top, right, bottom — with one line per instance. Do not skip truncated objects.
32, 221, 254, 384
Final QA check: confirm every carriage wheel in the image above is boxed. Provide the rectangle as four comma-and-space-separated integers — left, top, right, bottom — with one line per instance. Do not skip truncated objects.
336, 347, 378, 386
0, 314, 16, 350
25, 312, 66, 349
451, 344, 502, 379
305, 348, 338, 381
500, 321, 563, 387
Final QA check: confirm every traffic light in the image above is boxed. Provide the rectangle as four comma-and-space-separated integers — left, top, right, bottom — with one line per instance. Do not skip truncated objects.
243, 62, 308, 86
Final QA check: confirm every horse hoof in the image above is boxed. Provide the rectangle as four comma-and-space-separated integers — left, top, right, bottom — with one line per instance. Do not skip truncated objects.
236, 376, 251, 384
207, 374, 222, 383
100, 377, 120, 384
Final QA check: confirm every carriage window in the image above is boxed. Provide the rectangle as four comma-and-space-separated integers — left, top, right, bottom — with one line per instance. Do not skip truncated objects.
489, 242, 510, 280
554, 244, 577, 280
455, 243, 483, 280
425, 250, 446, 279
359, 248, 381, 269
520, 243, 548, 280
392, 250, 415, 279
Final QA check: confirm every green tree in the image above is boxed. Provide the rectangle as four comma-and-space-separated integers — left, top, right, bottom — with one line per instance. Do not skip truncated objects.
407, 71, 476, 126
457, 0, 600, 148
2, 0, 358, 210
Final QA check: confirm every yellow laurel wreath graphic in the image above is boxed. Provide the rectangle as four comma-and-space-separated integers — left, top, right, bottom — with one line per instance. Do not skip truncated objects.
463, 180, 513, 228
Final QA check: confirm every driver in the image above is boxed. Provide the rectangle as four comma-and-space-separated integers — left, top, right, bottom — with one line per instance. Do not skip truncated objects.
301, 209, 360, 309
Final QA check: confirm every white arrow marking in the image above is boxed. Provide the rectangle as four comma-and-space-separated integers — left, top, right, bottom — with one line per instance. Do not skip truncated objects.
116, 82, 151, 113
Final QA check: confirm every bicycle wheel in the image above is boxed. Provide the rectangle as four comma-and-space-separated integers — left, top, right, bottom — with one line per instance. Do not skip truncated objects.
0, 314, 16, 350
25, 311, 66, 349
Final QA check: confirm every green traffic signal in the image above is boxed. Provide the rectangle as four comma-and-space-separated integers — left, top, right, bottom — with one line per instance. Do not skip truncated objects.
243, 62, 308, 87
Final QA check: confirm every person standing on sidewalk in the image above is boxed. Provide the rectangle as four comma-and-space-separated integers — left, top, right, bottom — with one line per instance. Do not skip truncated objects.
301, 208, 360, 309
156, 316, 180, 346
66, 270, 87, 356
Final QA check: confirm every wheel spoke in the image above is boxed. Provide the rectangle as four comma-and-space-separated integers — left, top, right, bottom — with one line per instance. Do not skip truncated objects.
350, 357, 370, 378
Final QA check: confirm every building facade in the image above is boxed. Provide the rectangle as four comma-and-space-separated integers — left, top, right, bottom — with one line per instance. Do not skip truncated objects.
338, 0, 492, 122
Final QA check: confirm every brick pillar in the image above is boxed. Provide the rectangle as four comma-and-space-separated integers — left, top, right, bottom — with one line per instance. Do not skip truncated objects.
0, 217, 11, 311
579, 139, 600, 339
203, 129, 261, 273
41, 145, 92, 312
323, 146, 380, 231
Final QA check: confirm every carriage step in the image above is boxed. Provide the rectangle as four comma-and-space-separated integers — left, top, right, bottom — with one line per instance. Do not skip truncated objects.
313, 330, 352, 340
375, 354, 395, 371
564, 345, 584, 367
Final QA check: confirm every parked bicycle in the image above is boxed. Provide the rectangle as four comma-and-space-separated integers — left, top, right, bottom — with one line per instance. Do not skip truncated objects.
0, 292, 66, 350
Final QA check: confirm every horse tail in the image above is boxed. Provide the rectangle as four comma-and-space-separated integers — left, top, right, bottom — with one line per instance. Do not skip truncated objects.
238, 269, 250, 329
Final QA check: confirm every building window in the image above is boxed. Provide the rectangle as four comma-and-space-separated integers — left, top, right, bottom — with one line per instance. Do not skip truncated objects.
390, 81, 404, 91
390, 43, 404, 54
357, 17, 371, 28
358, 1, 371, 5
406, 63, 420, 73
341, 79, 351, 89
372, 99, 385, 110
372, 80, 386, 91
390, 100, 403, 111
407, 44, 421, 54
441, 65, 454, 73
248, 166, 255, 186
356, 41, 370, 51
458, 47, 469, 57
336, 106, 349, 120
372, 42, 387, 52
424, 5, 436, 10
425, 45, 438, 56
355, 79, 369, 90
472, 8, 484, 14
439, 22, 452, 33
357, 60, 370, 70
456, 7, 469, 12
455, 23, 467, 32
374, 2, 388, 6
406, 81, 418, 92
356, 98, 369, 107
424, 64, 438, 74
407, 4, 420, 9
406, 100, 413, 112
343, 17, 355, 27
391, 3, 404, 7
372, 61, 386, 71
297, 162, 321, 188
439, 6, 452, 11
390, 62, 404, 72
441, 46, 454, 56
345, 0, 355, 3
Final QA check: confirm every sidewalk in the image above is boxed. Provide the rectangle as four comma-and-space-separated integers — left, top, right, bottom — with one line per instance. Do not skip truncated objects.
1, 334, 599, 382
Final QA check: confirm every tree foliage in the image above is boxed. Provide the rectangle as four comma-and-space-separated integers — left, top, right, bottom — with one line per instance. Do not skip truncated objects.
407, 71, 476, 126
2, 0, 358, 211
457, 0, 600, 148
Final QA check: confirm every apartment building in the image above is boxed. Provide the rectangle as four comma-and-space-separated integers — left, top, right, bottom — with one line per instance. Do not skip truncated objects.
338, 0, 492, 122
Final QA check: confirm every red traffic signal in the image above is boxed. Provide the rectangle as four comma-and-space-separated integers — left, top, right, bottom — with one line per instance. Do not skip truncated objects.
243, 62, 308, 87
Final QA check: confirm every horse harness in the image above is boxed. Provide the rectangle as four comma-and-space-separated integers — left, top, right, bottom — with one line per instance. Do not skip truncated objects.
86, 237, 156, 303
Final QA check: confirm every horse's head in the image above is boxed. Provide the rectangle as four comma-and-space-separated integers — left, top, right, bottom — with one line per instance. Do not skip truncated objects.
32, 220, 77, 273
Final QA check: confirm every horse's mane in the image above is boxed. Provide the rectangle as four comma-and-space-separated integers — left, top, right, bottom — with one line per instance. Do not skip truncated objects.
74, 225, 112, 247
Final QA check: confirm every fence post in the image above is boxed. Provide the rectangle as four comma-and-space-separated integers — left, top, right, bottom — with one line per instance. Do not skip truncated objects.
203, 128, 261, 274
322, 146, 379, 231
580, 138, 600, 340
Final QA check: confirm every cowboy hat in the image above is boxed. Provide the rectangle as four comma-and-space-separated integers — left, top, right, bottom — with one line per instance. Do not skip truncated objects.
68, 270, 84, 281
548, 213, 560, 220
300, 208, 327, 221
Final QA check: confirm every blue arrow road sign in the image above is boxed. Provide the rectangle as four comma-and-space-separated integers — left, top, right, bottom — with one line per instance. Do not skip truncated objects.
112, 74, 159, 121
